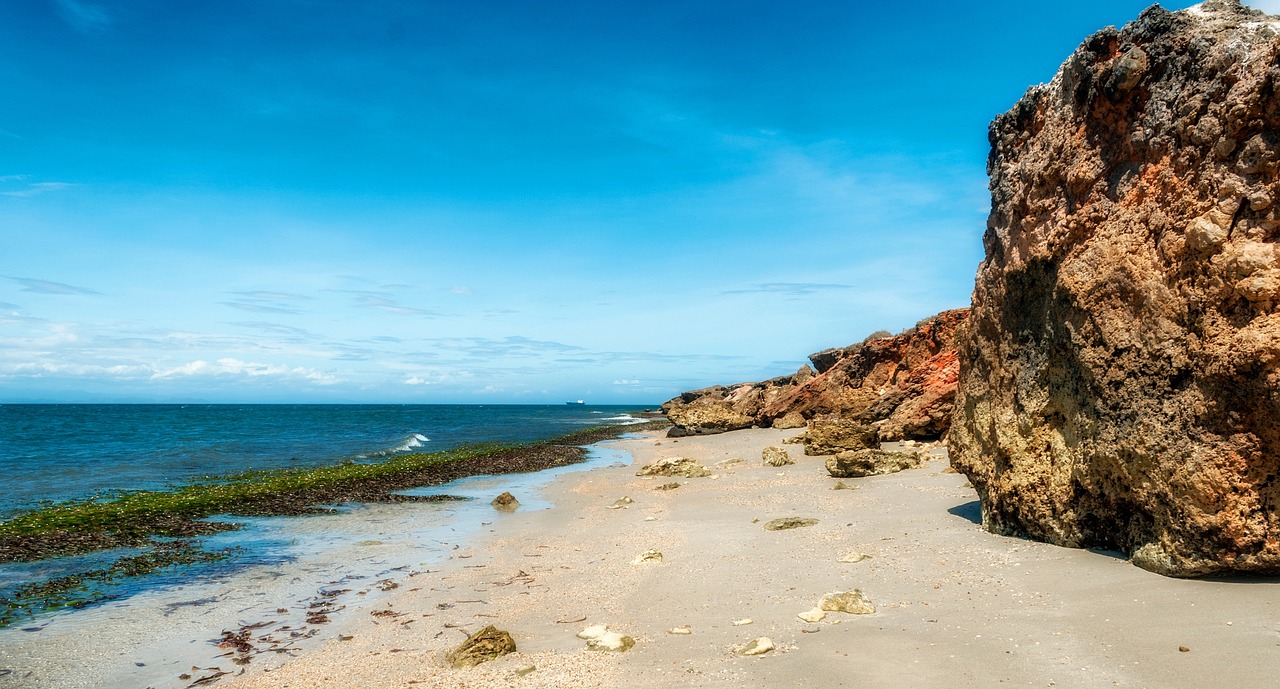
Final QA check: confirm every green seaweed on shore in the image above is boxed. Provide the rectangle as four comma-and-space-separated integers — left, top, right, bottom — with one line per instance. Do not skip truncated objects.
0, 540, 237, 628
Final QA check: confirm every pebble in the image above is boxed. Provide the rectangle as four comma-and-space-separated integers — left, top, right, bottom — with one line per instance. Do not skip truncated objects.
667, 625, 693, 635
797, 608, 827, 623
732, 618, 753, 626
839, 552, 872, 563
738, 637, 775, 656
632, 549, 663, 564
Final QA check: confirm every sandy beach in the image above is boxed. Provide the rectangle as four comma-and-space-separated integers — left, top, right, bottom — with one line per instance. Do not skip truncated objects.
215, 428, 1280, 689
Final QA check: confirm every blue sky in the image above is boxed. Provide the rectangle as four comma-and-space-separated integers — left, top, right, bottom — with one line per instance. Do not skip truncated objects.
1, 0, 1254, 403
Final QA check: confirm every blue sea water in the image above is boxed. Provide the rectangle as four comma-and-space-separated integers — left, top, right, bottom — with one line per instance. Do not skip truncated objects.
0, 403, 652, 518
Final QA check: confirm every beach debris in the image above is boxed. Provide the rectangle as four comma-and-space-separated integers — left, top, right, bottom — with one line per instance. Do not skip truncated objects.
654, 482, 681, 491
736, 637, 775, 656
830, 481, 855, 490
608, 497, 634, 509
632, 549, 663, 564
797, 608, 827, 623
763, 517, 818, 531
445, 625, 517, 668
667, 625, 692, 635
635, 456, 711, 478
555, 616, 587, 624
819, 590, 876, 615
826, 449, 923, 478
762, 446, 794, 467
838, 552, 873, 563
515, 664, 537, 676
644, 516, 657, 521
732, 618, 753, 626
578, 624, 635, 652
491, 492, 520, 511
715, 457, 744, 467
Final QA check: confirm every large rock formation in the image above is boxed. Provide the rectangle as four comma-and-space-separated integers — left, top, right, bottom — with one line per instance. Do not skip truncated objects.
662, 308, 968, 440
950, 1, 1280, 576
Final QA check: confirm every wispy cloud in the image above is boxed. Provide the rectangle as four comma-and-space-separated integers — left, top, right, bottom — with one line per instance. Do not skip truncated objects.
345, 290, 441, 316
723, 282, 854, 296
0, 181, 75, 197
53, 0, 112, 35
228, 290, 313, 302
221, 301, 304, 315
612, 379, 640, 385
6, 276, 99, 295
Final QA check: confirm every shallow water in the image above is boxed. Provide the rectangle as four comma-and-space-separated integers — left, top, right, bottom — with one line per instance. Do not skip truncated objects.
0, 441, 633, 689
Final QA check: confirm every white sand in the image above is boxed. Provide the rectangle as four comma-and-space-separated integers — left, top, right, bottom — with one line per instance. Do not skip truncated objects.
223, 428, 1280, 689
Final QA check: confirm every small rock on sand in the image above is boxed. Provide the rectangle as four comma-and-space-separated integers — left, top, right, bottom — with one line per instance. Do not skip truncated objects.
838, 552, 872, 563
732, 618, 753, 626
578, 625, 635, 652
632, 549, 663, 564
445, 625, 516, 668
797, 608, 827, 623
514, 665, 536, 677
830, 481, 855, 491
491, 492, 520, 511
654, 482, 681, 491
764, 517, 819, 531
737, 637, 775, 656
762, 446, 794, 467
819, 590, 876, 615
608, 496, 634, 509
636, 457, 711, 478
667, 625, 692, 635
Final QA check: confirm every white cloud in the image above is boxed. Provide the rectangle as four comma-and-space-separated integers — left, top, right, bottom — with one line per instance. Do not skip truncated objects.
404, 376, 431, 385
151, 358, 338, 384
612, 379, 641, 385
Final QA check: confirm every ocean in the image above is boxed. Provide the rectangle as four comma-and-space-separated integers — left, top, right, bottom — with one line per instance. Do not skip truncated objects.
0, 404, 654, 688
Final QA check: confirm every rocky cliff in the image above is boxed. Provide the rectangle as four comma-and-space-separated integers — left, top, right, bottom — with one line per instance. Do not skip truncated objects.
662, 308, 968, 440
949, 1, 1280, 576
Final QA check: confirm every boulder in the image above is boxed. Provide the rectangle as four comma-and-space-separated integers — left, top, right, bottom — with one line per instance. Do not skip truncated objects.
949, 1, 1280, 576
636, 457, 711, 478
490, 492, 519, 511
762, 446, 794, 467
771, 411, 806, 429
803, 418, 878, 456
445, 625, 516, 668
825, 449, 922, 478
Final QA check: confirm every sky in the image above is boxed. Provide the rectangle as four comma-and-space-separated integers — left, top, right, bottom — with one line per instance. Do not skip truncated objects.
2, 0, 1270, 404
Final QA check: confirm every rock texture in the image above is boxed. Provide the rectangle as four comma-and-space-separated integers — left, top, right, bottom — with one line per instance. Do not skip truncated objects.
635, 456, 712, 478
950, 1, 1280, 576
826, 449, 922, 478
661, 309, 968, 440
445, 625, 516, 668
802, 418, 879, 456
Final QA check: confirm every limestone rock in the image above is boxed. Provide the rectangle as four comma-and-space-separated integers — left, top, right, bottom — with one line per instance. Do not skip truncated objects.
731, 618, 753, 626
661, 310, 969, 441
763, 517, 818, 531
576, 624, 609, 640
490, 492, 519, 511
632, 549, 663, 564
782, 434, 807, 445
825, 449, 923, 478
737, 637, 774, 656
819, 590, 875, 615
762, 446, 794, 467
771, 411, 806, 429
654, 482, 681, 491
586, 632, 635, 653
797, 608, 827, 623
667, 625, 692, 635
445, 625, 516, 668
608, 496, 634, 509
949, 0, 1280, 577
636, 456, 711, 478
838, 552, 872, 563
803, 418, 878, 456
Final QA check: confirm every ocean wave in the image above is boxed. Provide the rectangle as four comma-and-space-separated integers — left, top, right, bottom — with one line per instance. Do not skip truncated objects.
372, 432, 430, 456
598, 415, 646, 424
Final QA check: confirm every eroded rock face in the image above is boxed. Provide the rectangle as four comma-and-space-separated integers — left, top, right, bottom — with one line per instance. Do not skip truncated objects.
803, 417, 878, 456
825, 449, 922, 478
661, 309, 968, 440
950, 1, 1280, 577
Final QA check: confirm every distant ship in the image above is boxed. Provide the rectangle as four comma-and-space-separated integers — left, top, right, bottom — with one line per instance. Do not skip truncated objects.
566, 400, 585, 405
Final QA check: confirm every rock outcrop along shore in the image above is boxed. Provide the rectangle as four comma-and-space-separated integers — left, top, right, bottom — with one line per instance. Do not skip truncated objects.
662, 308, 968, 441
950, 1, 1280, 576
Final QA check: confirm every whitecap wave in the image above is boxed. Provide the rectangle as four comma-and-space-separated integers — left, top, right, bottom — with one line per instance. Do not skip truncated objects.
374, 432, 430, 456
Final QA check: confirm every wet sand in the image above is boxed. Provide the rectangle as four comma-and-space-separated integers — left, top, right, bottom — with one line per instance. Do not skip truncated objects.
212, 427, 1280, 688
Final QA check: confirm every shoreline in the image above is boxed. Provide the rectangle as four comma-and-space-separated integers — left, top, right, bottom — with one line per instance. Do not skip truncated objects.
215, 427, 1279, 689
